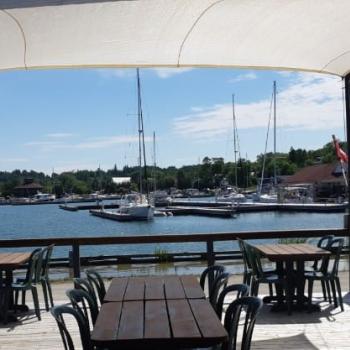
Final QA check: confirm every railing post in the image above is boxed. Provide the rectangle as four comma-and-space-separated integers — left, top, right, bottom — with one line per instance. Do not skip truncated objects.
345, 72, 350, 292
206, 239, 215, 292
72, 243, 81, 278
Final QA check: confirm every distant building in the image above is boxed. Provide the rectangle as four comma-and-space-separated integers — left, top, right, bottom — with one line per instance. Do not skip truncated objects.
282, 162, 347, 202
14, 178, 43, 198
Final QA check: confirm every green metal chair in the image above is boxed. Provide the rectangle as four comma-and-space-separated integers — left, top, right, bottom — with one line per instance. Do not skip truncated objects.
66, 288, 99, 329
209, 272, 230, 311
73, 277, 99, 309
305, 237, 344, 312
12, 248, 43, 320
245, 243, 292, 314
85, 269, 106, 307
200, 265, 226, 300
222, 296, 263, 350
215, 283, 250, 322
51, 304, 94, 350
40, 244, 55, 311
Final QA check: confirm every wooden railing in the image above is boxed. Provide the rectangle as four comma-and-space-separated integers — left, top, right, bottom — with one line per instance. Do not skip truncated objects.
0, 228, 348, 283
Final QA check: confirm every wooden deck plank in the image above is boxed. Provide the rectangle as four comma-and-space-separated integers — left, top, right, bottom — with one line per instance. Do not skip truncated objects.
104, 277, 128, 302
144, 300, 171, 339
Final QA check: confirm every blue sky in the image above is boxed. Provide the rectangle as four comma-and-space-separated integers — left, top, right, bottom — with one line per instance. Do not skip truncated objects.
0, 68, 345, 174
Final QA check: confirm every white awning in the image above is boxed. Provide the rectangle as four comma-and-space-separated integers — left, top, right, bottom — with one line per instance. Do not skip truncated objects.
1, 0, 350, 76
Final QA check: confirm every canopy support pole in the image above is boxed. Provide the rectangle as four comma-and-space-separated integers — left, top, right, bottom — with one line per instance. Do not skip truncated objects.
345, 73, 350, 292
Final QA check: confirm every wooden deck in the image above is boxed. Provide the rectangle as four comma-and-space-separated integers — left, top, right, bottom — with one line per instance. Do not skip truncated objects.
0, 275, 349, 350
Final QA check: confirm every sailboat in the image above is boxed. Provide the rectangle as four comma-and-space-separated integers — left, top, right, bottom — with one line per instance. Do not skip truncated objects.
216, 94, 246, 203
90, 69, 154, 221
255, 81, 278, 203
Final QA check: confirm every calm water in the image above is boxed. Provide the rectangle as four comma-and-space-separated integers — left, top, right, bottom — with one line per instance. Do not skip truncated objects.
0, 203, 344, 258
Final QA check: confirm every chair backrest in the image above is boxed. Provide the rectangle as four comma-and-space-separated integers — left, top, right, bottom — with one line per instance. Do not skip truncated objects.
215, 283, 250, 321
244, 244, 264, 279
41, 244, 55, 279
312, 235, 334, 270
24, 248, 42, 285
66, 288, 99, 328
209, 272, 230, 309
73, 277, 98, 308
200, 265, 225, 297
327, 237, 344, 277
51, 304, 93, 350
222, 296, 263, 350
85, 269, 106, 306
237, 238, 252, 271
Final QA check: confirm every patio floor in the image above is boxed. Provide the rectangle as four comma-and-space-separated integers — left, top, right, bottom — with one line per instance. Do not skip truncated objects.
0, 273, 349, 350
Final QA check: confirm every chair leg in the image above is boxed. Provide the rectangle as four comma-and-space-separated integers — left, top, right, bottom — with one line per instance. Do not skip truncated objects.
334, 277, 344, 312
2, 286, 11, 324
46, 280, 54, 308
41, 281, 49, 311
325, 280, 332, 304
21, 290, 26, 306
307, 279, 314, 313
330, 279, 338, 308
31, 287, 41, 321
14, 290, 19, 311
320, 280, 327, 301
268, 283, 273, 297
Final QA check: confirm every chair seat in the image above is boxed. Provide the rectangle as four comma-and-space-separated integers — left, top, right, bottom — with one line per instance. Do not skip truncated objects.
304, 271, 326, 279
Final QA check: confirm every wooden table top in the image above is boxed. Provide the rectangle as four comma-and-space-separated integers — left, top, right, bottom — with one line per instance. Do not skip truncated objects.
104, 275, 206, 302
254, 243, 331, 261
92, 277, 227, 349
0, 252, 31, 269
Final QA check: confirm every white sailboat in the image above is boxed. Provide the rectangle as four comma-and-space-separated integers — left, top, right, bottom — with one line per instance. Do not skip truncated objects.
91, 69, 154, 221
254, 81, 278, 203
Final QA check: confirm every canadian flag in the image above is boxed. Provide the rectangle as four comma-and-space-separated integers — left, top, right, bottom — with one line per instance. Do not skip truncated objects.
332, 135, 348, 163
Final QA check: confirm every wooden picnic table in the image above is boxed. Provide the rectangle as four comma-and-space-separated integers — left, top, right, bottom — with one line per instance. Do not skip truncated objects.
0, 252, 32, 323
92, 275, 228, 349
254, 243, 331, 311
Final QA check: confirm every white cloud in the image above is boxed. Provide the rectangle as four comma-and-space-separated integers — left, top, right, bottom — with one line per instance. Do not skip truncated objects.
229, 72, 257, 83
76, 135, 152, 149
46, 133, 75, 138
152, 68, 193, 79
96, 68, 135, 79
173, 73, 343, 139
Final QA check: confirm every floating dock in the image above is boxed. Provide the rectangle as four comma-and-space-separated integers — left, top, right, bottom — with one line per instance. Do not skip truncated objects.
164, 206, 235, 218
59, 204, 120, 211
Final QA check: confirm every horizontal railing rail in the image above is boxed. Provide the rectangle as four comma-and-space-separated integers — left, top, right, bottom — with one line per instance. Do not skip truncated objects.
1, 228, 349, 287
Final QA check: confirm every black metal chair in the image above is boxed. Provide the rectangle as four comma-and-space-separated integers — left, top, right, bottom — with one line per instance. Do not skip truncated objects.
209, 272, 230, 311
215, 283, 250, 322
222, 296, 263, 350
12, 248, 43, 320
245, 243, 292, 314
73, 277, 99, 309
51, 304, 94, 350
305, 237, 344, 312
85, 269, 106, 307
200, 265, 225, 300
66, 288, 99, 329
40, 244, 55, 311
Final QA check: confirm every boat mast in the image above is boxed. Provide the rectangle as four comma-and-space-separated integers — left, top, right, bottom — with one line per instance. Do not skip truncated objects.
136, 68, 149, 201
153, 131, 156, 192
232, 94, 238, 188
273, 81, 277, 187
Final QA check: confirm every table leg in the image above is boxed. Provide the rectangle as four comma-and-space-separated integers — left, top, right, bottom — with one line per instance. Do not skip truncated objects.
263, 261, 285, 306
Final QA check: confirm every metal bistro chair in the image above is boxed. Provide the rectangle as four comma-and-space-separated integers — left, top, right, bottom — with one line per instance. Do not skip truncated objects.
85, 269, 106, 307
200, 265, 226, 300
215, 283, 250, 322
51, 304, 94, 350
73, 277, 99, 309
209, 272, 230, 312
12, 248, 43, 320
66, 288, 99, 329
245, 243, 292, 314
222, 296, 263, 350
305, 237, 344, 312
40, 244, 55, 311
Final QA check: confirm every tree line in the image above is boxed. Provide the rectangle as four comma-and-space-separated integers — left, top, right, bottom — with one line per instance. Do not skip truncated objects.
0, 141, 342, 197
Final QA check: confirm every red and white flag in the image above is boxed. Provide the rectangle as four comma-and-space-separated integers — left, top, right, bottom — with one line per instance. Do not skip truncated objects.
332, 135, 348, 163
